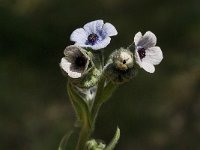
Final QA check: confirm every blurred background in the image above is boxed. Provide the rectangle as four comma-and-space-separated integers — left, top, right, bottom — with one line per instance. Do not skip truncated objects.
0, 0, 200, 149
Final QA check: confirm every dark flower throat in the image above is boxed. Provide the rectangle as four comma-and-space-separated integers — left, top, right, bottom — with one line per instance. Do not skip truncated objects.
138, 47, 146, 59
88, 33, 98, 45
75, 56, 87, 67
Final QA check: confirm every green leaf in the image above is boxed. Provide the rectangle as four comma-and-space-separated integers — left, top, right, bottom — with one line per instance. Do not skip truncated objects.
104, 127, 120, 150
67, 82, 94, 150
68, 82, 92, 128
91, 78, 117, 124
67, 82, 82, 124
101, 81, 117, 103
58, 128, 80, 150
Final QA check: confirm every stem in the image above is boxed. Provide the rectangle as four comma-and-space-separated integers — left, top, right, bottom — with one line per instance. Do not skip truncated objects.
76, 50, 106, 149
93, 50, 104, 71
100, 50, 104, 70
76, 123, 91, 150
91, 78, 117, 126
91, 76, 106, 124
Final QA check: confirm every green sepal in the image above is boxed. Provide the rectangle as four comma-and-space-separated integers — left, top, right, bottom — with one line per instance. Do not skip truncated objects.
70, 66, 101, 89
104, 127, 120, 150
82, 67, 101, 88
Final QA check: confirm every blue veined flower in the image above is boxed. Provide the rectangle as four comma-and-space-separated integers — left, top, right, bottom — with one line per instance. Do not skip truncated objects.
70, 20, 118, 50
134, 31, 163, 73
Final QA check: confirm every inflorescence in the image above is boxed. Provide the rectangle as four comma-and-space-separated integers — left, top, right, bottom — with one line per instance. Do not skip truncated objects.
59, 19, 163, 150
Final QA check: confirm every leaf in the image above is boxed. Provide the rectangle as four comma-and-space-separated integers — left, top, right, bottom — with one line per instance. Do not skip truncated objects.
67, 82, 93, 150
101, 81, 117, 103
91, 78, 118, 123
67, 82, 82, 123
67, 82, 92, 128
58, 128, 80, 150
104, 127, 120, 150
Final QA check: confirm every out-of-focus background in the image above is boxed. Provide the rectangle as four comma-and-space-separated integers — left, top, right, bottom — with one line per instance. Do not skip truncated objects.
1, 0, 200, 149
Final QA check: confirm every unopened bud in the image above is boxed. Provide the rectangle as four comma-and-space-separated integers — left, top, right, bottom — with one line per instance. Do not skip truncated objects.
104, 48, 137, 84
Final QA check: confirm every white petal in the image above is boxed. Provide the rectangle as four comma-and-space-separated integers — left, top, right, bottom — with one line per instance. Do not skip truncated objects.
64, 45, 79, 56
134, 32, 142, 45
90, 37, 111, 50
137, 31, 157, 48
142, 46, 163, 65
67, 70, 82, 78
102, 23, 118, 36
83, 20, 104, 34
141, 62, 155, 73
60, 58, 70, 73
70, 28, 87, 44
74, 43, 90, 48
60, 58, 82, 78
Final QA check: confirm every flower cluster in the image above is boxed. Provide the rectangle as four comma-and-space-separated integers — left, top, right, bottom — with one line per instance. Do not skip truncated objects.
59, 19, 163, 150
60, 20, 163, 84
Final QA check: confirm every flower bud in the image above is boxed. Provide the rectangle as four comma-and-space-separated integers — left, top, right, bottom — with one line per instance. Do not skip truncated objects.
104, 48, 137, 84
86, 139, 106, 150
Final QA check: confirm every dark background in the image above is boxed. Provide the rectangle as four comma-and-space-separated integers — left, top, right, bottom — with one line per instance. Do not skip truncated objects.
1, 0, 200, 150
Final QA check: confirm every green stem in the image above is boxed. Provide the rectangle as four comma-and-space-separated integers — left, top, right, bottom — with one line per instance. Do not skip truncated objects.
100, 50, 104, 70
76, 50, 106, 149
92, 50, 104, 71
91, 76, 106, 124
76, 123, 92, 150
91, 78, 117, 126
66, 50, 118, 150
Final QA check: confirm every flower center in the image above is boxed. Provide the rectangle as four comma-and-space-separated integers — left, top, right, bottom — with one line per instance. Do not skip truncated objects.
88, 33, 98, 45
138, 48, 146, 59
75, 56, 87, 67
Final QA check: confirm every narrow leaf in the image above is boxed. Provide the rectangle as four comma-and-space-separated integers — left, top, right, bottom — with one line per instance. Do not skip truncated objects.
101, 81, 117, 103
67, 82, 82, 123
58, 128, 80, 150
105, 127, 120, 150
68, 82, 92, 128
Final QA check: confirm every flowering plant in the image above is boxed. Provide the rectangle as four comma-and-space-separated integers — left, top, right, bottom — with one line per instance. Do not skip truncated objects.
59, 20, 163, 150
